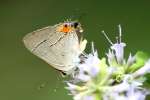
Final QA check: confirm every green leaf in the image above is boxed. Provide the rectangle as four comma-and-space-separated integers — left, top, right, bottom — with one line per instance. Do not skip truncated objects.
128, 51, 149, 73
98, 58, 108, 84
143, 74, 150, 86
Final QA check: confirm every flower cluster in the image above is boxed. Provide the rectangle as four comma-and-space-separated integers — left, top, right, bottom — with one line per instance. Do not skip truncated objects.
66, 25, 150, 100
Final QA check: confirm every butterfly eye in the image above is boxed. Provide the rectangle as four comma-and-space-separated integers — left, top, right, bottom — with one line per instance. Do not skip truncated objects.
73, 22, 79, 28
64, 24, 68, 27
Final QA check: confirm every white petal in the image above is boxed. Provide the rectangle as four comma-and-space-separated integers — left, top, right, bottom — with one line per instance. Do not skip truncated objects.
66, 82, 78, 90
111, 43, 126, 64
127, 53, 136, 66
106, 49, 116, 65
133, 59, 150, 77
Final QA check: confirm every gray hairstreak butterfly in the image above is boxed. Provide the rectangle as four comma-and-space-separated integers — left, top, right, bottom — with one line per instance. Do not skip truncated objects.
23, 20, 87, 75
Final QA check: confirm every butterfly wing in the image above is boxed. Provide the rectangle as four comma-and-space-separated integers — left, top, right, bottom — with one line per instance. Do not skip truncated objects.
23, 24, 80, 73
23, 24, 63, 51
52, 31, 80, 72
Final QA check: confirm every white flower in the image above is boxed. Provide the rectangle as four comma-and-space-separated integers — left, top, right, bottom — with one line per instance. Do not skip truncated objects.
66, 83, 78, 95
82, 95, 95, 100
106, 49, 116, 65
126, 88, 146, 100
103, 75, 147, 100
65, 25, 150, 100
111, 42, 126, 64
74, 95, 95, 100
127, 53, 136, 66
75, 51, 100, 82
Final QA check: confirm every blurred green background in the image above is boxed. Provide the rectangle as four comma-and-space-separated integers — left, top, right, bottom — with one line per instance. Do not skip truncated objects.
0, 0, 150, 100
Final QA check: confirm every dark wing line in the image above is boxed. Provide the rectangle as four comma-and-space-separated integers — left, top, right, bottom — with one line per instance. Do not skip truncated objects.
32, 33, 66, 52
49, 33, 65, 47
32, 39, 47, 52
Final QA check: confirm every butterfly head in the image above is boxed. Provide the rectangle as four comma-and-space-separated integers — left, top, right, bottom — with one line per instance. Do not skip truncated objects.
57, 21, 83, 34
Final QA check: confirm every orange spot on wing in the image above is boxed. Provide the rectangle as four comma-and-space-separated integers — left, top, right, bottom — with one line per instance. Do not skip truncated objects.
60, 26, 72, 33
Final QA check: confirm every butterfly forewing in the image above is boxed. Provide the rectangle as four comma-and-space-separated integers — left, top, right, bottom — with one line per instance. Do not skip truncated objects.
23, 22, 81, 74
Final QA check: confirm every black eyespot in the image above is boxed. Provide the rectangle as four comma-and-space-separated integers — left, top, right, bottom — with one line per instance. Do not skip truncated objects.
64, 24, 68, 27
73, 22, 79, 28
